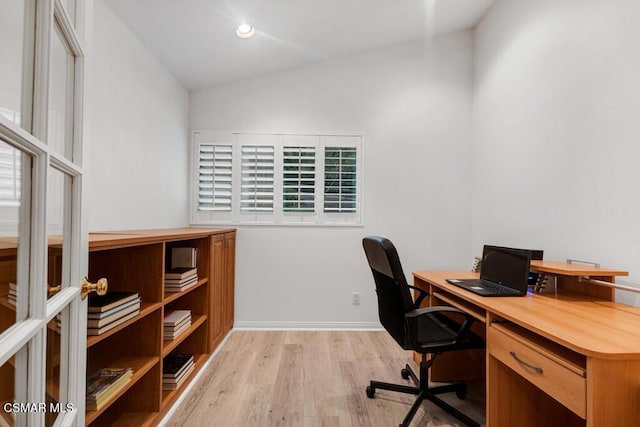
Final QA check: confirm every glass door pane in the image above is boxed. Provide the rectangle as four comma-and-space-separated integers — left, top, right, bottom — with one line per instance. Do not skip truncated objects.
49, 23, 75, 160
0, 0, 25, 126
0, 348, 27, 426
45, 308, 70, 427
0, 139, 31, 334
47, 167, 68, 300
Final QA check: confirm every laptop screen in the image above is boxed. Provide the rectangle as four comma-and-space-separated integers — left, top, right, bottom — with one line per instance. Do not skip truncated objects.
480, 245, 532, 292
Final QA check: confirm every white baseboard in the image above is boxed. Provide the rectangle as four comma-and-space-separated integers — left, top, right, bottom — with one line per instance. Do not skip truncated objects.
233, 321, 383, 330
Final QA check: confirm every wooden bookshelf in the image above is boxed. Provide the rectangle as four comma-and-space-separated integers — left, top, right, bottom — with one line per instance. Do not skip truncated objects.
85, 227, 236, 426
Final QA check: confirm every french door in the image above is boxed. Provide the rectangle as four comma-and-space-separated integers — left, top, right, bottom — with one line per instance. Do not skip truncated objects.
0, 0, 88, 426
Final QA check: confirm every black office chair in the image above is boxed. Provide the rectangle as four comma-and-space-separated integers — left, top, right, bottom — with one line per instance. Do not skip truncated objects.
362, 236, 483, 427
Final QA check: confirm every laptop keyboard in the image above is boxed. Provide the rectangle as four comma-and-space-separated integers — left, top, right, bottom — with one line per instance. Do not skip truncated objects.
480, 280, 519, 294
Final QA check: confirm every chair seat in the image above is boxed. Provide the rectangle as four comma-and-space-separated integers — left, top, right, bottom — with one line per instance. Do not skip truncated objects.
416, 313, 459, 346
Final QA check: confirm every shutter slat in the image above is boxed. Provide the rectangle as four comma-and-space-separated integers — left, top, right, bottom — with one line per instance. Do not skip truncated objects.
240, 145, 274, 212
197, 143, 233, 211
324, 146, 357, 213
282, 146, 316, 213
0, 142, 21, 205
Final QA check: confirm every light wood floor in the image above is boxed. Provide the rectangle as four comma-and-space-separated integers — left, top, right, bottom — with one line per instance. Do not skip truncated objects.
166, 331, 485, 427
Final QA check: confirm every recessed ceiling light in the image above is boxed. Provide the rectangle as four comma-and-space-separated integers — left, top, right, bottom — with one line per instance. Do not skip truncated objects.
236, 23, 255, 39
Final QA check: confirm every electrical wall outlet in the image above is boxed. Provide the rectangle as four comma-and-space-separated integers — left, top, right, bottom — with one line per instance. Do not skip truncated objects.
352, 292, 360, 306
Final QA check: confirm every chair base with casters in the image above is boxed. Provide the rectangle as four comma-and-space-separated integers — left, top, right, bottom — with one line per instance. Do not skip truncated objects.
366, 354, 479, 427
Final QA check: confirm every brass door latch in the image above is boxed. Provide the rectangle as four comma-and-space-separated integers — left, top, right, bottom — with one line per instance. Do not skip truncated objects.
81, 277, 108, 299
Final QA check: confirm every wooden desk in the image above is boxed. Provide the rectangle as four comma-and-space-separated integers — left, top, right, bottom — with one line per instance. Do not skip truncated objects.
413, 263, 640, 427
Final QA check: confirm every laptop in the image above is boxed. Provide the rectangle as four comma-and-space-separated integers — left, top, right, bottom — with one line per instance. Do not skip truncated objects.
446, 245, 532, 297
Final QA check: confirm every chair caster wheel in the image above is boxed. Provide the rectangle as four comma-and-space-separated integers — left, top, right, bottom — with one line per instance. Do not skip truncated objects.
366, 386, 375, 398
455, 387, 467, 399
400, 368, 410, 380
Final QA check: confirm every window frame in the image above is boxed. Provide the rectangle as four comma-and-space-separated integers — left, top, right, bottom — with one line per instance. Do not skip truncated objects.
190, 131, 364, 226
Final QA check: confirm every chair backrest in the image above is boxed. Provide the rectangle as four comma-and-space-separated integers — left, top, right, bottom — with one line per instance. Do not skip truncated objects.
362, 236, 415, 349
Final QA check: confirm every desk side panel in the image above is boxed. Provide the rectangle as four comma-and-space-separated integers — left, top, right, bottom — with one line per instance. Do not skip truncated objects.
587, 358, 640, 427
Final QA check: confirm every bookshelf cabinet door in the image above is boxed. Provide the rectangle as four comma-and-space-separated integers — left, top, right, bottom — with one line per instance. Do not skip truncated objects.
209, 235, 226, 348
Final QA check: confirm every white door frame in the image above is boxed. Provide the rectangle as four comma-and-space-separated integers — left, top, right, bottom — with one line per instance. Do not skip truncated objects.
0, 0, 89, 425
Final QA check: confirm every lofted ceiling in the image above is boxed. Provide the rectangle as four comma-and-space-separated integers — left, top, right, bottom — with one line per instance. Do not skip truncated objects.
104, 0, 495, 91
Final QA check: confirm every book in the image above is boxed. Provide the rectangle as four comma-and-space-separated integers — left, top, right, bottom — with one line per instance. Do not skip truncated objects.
163, 354, 194, 376
164, 278, 199, 293
162, 364, 194, 390
88, 292, 139, 313
87, 298, 141, 319
163, 361, 194, 384
165, 267, 197, 280
164, 315, 191, 332
87, 310, 139, 335
86, 368, 133, 410
164, 274, 198, 284
163, 310, 191, 326
171, 247, 197, 269
87, 303, 141, 328
164, 322, 191, 340
8, 282, 17, 305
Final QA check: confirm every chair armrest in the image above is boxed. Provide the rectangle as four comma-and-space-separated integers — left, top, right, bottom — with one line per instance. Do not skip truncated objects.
406, 285, 430, 308
405, 306, 476, 352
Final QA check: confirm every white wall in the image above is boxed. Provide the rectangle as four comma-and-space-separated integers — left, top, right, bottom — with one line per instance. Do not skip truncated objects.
473, 0, 640, 303
87, 0, 190, 230
191, 32, 474, 327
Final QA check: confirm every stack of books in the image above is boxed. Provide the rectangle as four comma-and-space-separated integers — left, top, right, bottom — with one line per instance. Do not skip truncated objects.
7, 282, 16, 306
164, 267, 198, 293
164, 309, 191, 340
86, 367, 133, 410
163, 354, 194, 390
87, 292, 141, 336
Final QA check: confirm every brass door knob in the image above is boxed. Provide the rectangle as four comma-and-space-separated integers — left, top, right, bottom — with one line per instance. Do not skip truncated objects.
81, 277, 108, 299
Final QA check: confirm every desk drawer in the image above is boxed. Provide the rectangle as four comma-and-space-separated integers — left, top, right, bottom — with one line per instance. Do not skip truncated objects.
488, 323, 586, 419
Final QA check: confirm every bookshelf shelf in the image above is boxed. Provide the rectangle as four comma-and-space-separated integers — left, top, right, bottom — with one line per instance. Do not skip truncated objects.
85, 228, 235, 426
162, 315, 207, 357
85, 356, 159, 425
86, 302, 163, 348
163, 278, 208, 305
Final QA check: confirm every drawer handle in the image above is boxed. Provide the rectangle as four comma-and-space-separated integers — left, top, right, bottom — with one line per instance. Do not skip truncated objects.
510, 351, 543, 374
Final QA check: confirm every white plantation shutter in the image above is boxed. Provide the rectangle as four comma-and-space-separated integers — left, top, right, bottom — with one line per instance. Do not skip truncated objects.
324, 146, 357, 213
191, 132, 362, 225
197, 144, 232, 211
241, 145, 274, 211
0, 142, 21, 207
283, 146, 315, 212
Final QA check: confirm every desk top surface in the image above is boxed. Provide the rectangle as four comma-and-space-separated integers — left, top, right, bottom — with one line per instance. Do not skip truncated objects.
413, 270, 640, 360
